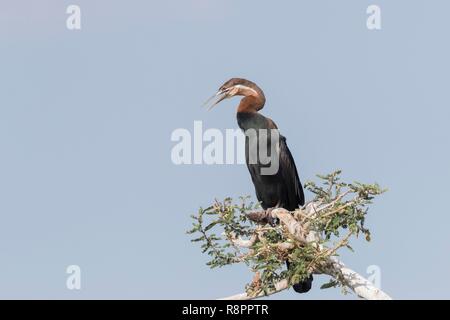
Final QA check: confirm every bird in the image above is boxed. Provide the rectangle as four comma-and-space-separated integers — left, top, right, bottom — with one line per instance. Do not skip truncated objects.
204, 78, 313, 293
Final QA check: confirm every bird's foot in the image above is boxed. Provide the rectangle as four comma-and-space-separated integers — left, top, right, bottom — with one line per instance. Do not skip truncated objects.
265, 207, 278, 226
247, 207, 277, 226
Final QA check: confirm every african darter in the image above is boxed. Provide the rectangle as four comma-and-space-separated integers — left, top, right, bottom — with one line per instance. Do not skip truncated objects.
205, 78, 313, 293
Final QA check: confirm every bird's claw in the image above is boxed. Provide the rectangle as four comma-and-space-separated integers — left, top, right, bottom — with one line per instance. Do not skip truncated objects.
265, 208, 278, 226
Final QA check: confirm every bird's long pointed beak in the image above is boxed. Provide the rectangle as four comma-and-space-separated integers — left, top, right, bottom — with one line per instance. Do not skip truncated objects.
202, 89, 228, 111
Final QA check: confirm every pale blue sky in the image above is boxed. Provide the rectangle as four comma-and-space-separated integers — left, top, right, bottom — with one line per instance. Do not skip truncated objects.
0, 0, 449, 299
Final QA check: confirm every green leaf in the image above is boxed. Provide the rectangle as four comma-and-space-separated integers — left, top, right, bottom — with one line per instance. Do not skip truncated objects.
204, 221, 218, 231
320, 280, 339, 289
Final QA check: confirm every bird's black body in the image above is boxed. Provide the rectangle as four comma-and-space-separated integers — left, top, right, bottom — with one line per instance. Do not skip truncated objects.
237, 112, 305, 211
237, 111, 313, 294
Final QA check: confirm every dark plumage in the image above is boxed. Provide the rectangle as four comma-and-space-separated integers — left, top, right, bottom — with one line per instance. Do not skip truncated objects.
237, 112, 305, 211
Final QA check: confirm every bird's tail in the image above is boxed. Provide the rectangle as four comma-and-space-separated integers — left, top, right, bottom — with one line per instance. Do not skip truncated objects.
292, 274, 313, 293
286, 261, 313, 293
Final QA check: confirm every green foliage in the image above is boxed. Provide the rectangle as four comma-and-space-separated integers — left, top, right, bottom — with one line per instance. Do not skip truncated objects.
305, 170, 385, 242
187, 170, 385, 297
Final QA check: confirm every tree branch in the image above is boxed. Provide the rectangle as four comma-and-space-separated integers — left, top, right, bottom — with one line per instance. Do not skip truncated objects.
220, 207, 392, 300
219, 279, 289, 300
325, 258, 391, 300
219, 257, 391, 300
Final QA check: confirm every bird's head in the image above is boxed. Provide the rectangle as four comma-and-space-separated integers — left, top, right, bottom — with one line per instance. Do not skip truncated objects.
203, 78, 265, 111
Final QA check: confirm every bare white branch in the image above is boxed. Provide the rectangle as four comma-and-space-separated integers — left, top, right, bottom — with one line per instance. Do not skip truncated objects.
220, 206, 392, 300
326, 258, 392, 300
219, 279, 289, 300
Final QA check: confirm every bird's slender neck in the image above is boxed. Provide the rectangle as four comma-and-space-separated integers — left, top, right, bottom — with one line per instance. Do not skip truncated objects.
237, 90, 265, 114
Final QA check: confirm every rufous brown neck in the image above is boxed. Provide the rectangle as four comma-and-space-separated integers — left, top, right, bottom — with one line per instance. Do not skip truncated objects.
237, 95, 265, 113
